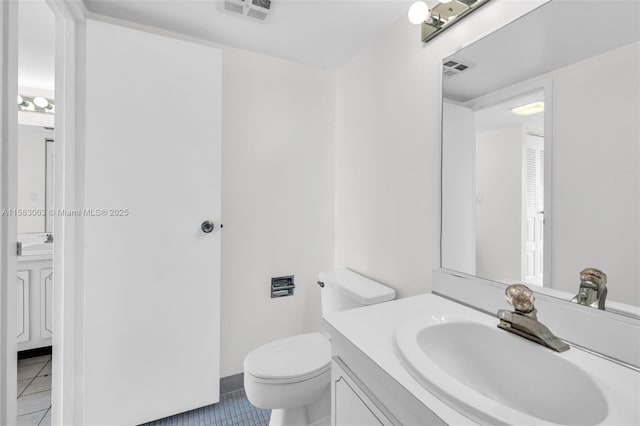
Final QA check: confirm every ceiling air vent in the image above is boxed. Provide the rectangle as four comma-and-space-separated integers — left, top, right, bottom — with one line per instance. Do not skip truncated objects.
224, 1, 244, 14
442, 59, 472, 77
220, 0, 272, 22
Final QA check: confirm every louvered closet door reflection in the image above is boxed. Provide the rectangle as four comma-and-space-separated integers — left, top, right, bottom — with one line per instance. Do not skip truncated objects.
524, 134, 544, 286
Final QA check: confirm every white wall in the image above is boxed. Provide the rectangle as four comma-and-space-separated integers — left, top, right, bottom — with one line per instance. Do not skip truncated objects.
475, 126, 522, 281
334, 0, 548, 297
218, 12, 639, 378
441, 101, 475, 274
220, 47, 335, 376
551, 41, 640, 306
59, 0, 545, 385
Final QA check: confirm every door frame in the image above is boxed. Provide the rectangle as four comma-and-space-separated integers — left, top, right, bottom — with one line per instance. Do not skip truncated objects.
0, 1, 19, 423
45, 2, 87, 424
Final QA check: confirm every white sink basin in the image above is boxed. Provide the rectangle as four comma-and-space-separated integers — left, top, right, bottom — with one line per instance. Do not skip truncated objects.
394, 316, 610, 425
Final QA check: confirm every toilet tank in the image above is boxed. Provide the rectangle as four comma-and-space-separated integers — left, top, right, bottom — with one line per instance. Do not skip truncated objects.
318, 268, 396, 316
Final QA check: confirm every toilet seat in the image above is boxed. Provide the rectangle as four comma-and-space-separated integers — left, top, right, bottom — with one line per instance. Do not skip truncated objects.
244, 332, 331, 385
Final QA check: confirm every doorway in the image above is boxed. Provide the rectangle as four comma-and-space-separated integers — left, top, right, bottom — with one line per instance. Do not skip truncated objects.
15, 1, 55, 424
2, 4, 224, 424
471, 88, 546, 285
0, 0, 66, 424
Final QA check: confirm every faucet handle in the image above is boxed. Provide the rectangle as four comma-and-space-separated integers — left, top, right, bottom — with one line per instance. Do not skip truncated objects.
580, 268, 607, 288
505, 284, 535, 314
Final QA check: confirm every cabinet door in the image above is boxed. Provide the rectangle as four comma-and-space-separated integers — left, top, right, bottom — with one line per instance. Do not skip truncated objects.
40, 268, 53, 339
332, 359, 395, 426
17, 271, 30, 343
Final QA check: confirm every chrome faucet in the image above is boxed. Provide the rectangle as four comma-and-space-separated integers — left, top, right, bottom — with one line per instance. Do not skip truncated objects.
497, 284, 570, 352
571, 268, 607, 310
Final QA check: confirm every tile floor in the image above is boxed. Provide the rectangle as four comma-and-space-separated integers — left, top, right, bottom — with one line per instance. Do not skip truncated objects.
143, 389, 271, 426
15, 358, 267, 426
17, 354, 52, 426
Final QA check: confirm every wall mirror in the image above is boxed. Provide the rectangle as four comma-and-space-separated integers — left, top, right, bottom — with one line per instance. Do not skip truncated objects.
18, 124, 55, 235
441, 0, 640, 318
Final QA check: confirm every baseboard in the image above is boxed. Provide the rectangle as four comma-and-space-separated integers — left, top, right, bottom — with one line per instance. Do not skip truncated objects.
220, 373, 244, 394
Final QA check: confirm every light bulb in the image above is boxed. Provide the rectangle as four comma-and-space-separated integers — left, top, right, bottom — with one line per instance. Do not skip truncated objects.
33, 96, 49, 108
408, 1, 431, 25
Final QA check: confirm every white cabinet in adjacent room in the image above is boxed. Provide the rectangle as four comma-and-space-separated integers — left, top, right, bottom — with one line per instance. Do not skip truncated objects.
17, 257, 53, 350
17, 271, 30, 344
40, 268, 53, 339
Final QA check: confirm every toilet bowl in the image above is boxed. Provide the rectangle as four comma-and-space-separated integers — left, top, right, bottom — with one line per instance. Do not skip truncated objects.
244, 333, 331, 426
244, 268, 395, 426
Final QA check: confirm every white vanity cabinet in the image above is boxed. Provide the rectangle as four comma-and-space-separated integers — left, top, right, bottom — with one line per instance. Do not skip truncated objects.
324, 296, 472, 426
332, 358, 395, 426
326, 293, 640, 426
17, 256, 53, 351
328, 327, 448, 426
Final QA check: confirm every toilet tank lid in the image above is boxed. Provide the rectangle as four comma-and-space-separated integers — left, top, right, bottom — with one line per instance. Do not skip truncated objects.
319, 268, 395, 305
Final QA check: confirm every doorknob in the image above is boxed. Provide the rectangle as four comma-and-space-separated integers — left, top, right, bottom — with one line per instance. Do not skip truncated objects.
201, 221, 215, 233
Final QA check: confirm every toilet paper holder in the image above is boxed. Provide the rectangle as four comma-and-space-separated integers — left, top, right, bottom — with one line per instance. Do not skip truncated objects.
271, 275, 295, 298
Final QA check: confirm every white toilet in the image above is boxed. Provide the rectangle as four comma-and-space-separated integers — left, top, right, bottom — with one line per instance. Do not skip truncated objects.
244, 268, 396, 426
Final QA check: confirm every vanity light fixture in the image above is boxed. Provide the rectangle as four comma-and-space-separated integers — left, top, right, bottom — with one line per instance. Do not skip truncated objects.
17, 95, 55, 114
511, 101, 544, 116
408, 0, 492, 44
408, 1, 432, 25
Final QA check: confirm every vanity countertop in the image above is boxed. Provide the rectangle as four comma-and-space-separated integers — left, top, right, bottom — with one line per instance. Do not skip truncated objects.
17, 254, 53, 262
322, 293, 640, 425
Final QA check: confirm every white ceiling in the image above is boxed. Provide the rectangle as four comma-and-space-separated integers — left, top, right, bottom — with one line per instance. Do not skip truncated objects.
83, 0, 416, 68
19, 0, 55, 91
443, 0, 640, 103
18, 0, 418, 89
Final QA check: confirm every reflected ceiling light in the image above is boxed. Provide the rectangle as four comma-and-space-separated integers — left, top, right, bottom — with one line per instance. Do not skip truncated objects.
511, 101, 545, 116
33, 96, 49, 108
17, 94, 55, 114
408, 1, 431, 25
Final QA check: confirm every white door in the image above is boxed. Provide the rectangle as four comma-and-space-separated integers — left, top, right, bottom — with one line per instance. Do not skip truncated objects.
523, 134, 544, 286
82, 20, 221, 425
